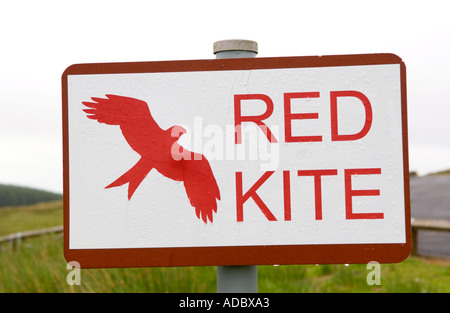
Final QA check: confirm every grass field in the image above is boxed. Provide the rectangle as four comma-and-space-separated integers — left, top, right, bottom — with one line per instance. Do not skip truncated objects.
0, 200, 63, 236
1, 201, 450, 293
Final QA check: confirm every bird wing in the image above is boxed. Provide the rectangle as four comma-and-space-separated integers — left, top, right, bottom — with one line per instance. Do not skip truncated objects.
180, 149, 221, 223
82, 94, 158, 127
82, 94, 164, 156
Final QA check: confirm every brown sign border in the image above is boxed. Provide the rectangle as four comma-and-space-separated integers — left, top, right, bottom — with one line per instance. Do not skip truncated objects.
62, 53, 410, 268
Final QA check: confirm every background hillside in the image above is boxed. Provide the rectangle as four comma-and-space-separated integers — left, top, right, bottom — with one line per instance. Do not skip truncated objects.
0, 184, 62, 208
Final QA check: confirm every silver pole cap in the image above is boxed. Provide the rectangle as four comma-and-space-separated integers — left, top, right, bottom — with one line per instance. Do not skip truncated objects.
213, 39, 258, 55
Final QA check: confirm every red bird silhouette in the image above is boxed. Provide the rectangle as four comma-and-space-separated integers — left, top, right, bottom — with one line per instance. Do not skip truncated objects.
82, 94, 220, 223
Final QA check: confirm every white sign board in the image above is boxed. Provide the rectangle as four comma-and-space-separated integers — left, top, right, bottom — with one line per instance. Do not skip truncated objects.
63, 54, 410, 267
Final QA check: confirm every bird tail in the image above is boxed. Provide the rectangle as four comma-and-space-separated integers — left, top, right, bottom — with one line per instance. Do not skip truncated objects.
105, 157, 153, 200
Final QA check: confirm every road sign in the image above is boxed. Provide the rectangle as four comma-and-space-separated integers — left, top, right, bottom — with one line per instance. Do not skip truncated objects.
62, 54, 410, 268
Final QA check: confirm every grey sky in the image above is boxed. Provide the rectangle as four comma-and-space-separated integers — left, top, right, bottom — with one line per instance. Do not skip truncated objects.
0, 0, 449, 193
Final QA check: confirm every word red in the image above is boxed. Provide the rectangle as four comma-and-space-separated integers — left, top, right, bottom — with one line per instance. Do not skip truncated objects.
235, 168, 383, 222
234, 90, 372, 143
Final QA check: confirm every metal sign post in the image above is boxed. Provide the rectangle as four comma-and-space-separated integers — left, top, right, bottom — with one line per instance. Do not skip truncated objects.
214, 39, 259, 293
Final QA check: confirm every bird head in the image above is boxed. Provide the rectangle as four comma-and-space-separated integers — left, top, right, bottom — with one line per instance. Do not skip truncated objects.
169, 125, 187, 141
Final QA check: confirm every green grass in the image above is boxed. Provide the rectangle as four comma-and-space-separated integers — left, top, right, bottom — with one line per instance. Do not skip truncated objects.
0, 200, 63, 236
1, 233, 449, 293
1, 200, 450, 292
259, 258, 450, 292
0, 234, 218, 293
428, 169, 450, 176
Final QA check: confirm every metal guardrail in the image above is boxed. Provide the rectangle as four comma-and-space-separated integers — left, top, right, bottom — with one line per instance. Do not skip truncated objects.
0, 219, 449, 257
0, 225, 63, 249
